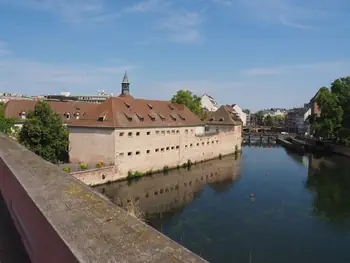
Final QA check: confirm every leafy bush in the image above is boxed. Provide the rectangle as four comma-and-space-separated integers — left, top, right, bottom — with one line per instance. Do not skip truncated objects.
127, 170, 142, 179
182, 162, 188, 168
163, 166, 169, 174
177, 165, 180, 169
219, 153, 222, 160
80, 163, 88, 170
96, 161, 103, 168
187, 159, 192, 167
63, 167, 70, 173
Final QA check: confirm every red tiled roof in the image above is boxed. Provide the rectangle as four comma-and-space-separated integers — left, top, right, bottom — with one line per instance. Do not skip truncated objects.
205, 105, 242, 126
4, 100, 97, 123
69, 97, 204, 128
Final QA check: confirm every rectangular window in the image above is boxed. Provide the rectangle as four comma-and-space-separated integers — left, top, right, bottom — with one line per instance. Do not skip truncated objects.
176, 146, 180, 149
207, 141, 210, 145
119, 153, 124, 158
176, 130, 180, 134
185, 129, 188, 134
191, 129, 193, 133
161, 131, 165, 135
166, 147, 170, 151
128, 132, 132, 137
156, 131, 160, 135
155, 149, 159, 152
136, 132, 140, 136
202, 142, 205, 145
136, 151, 140, 155
146, 150, 150, 154
120, 132, 124, 137
212, 141, 214, 144
171, 130, 175, 134
197, 143, 200, 146
161, 148, 165, 152
128, 152, 132, 156
216, 140, 219, 143
147, 131, 151, 135
190, 144, 193, 147
171, 146, 175, 150
167, 130, 170, 134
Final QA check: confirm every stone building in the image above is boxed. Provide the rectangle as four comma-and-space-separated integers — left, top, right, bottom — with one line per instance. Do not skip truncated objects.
3, 73, 242, 179
68, 73, 242, 177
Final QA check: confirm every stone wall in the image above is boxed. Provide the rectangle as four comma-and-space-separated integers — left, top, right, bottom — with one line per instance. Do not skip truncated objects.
71, 166, 122, 186
69, 127, 115, 164
0, 133, 207, 263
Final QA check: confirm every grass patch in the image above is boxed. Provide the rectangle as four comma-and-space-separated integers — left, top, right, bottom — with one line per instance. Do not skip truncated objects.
163, 166, 169, 174
127, 170, 143, 179
125, 199, 144, 221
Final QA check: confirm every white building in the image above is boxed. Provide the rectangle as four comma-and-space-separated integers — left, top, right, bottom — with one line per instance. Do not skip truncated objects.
232, 104, 247, 126
295, 108, 311, 134
201, 94, 219, 112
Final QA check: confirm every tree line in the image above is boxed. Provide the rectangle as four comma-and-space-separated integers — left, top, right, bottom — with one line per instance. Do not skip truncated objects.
309, 76, 350, 145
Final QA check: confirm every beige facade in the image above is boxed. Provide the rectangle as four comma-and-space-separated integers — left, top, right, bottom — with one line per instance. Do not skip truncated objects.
69, 125, 242, 179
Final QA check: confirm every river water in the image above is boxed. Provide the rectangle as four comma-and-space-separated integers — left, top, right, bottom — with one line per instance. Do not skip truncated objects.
96, 143, 350, 263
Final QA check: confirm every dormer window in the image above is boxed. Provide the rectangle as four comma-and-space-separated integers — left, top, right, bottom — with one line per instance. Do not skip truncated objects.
74, 112, 80, 119
124, 112, 133, 122
148, 113, 156, 121
64, 112, 71, 120
147, 103, 153, 109
136, 113, 144, 121
219, 118, 224, 121
98, 116, 106, 122
178, 113, 186, 121
169, 113, 177, 121
157, 112, 166, 121
168, 104, 174, 110
19, 111, 26, 119
209, 117, 214, 121
124, 101, 131, 108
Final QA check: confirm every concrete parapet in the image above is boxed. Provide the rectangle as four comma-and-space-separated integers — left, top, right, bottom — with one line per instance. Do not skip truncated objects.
0, 133, 208, 263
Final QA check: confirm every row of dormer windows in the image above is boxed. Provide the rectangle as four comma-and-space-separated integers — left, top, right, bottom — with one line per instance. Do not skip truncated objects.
119, 129, 194, 137
118, 140, 220, 157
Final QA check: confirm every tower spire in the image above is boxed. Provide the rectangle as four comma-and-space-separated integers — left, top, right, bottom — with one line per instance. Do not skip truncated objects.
121, 70, 130, 95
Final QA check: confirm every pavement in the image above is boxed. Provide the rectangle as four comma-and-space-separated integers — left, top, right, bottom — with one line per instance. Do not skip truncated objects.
0, 194, 31, 263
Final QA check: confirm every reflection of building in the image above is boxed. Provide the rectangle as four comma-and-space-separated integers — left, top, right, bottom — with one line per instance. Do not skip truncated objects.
96, 156, 241, 217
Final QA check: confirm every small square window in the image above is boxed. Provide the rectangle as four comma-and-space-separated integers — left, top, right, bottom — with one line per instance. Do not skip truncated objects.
156, 131, 160, 134
185, 129, 188, 134
176, 146, 180, 149
216, 140, 219, 143
197, 143, 199, 146
161, 131, 165, 135
171, 130, 175, 134
128, 132, 132, 137
202, 142, 205, 145
128, 152, 132, 156
167, 130, 170, 134
146, 150, 150, 154
136, 151, 140, 155
176, 130, 179, 134
166, 147, 170, 151
191, 129, 193, 133
155, 149, 159, 152
207, 141, 210, 145
147, 131, 151, 135
120, 132, 124, 136
190, 144, 193, 147
185, 145, 188, 148
171, 146, 175, 150
136, 132, 140, 136
119, 153, 124, 157
212, 141, 214, 144
161, 148, 165, 152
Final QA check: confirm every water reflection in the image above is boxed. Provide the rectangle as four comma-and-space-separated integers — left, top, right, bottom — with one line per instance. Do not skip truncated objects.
306, 154, 350, 225
95, 155, 242, 221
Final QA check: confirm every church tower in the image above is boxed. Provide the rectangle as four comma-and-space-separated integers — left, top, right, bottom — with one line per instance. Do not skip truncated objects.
121, 70, 130, 95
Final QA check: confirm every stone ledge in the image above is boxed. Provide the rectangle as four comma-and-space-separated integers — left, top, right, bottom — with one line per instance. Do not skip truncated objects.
0, 134, 208, 263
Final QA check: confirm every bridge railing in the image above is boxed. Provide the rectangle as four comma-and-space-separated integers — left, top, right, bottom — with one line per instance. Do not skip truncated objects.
0, 133, 207, 263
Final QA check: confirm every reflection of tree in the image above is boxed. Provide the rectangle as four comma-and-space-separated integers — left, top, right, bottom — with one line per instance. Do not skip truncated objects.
306, 161, 350, 224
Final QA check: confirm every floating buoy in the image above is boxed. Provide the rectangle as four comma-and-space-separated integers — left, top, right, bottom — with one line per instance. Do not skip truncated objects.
250, 193, 254, 198
266, 172, 269, 176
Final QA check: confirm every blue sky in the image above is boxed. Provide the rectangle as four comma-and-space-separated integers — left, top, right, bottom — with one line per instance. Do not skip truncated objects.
0, 0, 349, 111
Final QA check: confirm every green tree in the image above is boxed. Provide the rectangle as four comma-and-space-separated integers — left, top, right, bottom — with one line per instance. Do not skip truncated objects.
171, 90, 202, 116
254, 111, 264, 126
264, 115, 273, 127
18, 101, 69, 164
315, 87, 343, 139
0, 102, 14, 134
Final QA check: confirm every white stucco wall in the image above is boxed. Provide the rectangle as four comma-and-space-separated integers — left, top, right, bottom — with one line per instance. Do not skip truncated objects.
201, 95, 218, 112
233, 105, 247, 126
